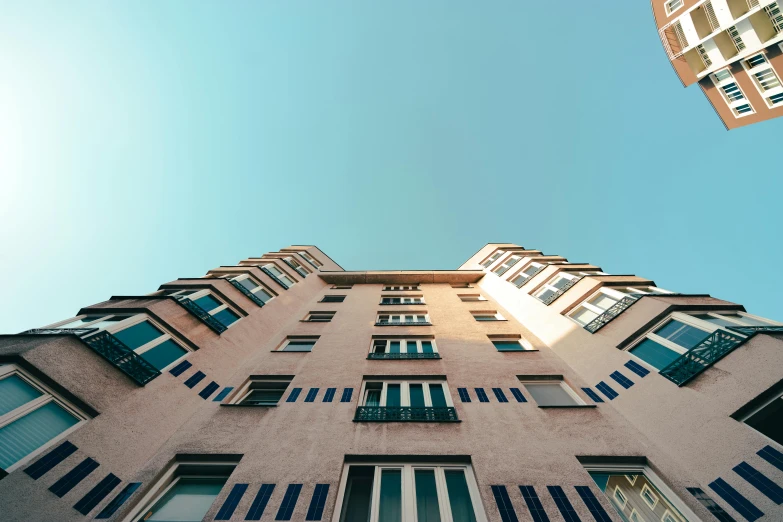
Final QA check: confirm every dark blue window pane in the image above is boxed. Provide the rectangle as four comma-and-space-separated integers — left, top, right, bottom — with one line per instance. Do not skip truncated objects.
113, 321, 163, 349
493, 341, 522, 351
654, 320, 707, 349
193, 295, 222, 312
141, 340, 187, 370
430, 385, 447, 407
630, 339, 681, 370
214, 309, 239, 327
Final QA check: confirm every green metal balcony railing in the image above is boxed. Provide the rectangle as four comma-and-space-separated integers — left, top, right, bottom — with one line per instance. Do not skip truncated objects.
21, 328, 99, 336
83, 331, 161, 385
583, 295, 642, 333
173, 296, 227, 334
228, 279, 266, 307
367, 353, 441, 360
375, 321, 432, 326
354, 406, 459, 422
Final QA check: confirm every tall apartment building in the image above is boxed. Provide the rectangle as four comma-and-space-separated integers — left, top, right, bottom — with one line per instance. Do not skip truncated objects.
0, 243, 781, 522
653, 0, 783, 128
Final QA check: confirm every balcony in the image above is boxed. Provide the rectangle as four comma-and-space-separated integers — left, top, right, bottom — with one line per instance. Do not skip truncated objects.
354, 406, 459, 422
540, 277, 582, 305
583, 295, 642, 334
228, 279, 266, 307
283, 258, 308, 278
367, 353, 441, 360
260, 266, 291, 289
173, 295, 227, 334
375, 321, 432, 326
83, 331, 161, 385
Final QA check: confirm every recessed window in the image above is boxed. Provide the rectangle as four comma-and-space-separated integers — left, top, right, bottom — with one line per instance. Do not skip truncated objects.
304, 311, 335, 322
569, 286, 670, 326
533, 272, 602, 303
356, 379, 457, 421
665, 0, 683, 15
520, 378, 584, 407
279, 337, 319, 352
711, 69, 756, 117
262, 263, 296, 288
369, 337, 438, 358
383, 285, 420, 291
493, 255, 520, 276
167, 289, 241, 328
450, 283, 473, 289
335, 462, 486, 522
332, 285, 353, 289
49, 314, 190, 372
481, 251, 503, 267
297, 251, 323, 268
471, 311, 504, 321
321, 295, 346, 303
586, 467, 691, 522
381, 296, 424, 305
490, 336, 533, 352
734, 381, 783, 446
742, 53, 783, 107
283, 257, 310, 277
230, 376, 292, 406
628, 312, 781, 371
0, 365, 88, 472
509, 263, 544, 287
126, 457, 238, 522
220, 274, 275, 304
376, 313, 431, 325
458, 294, 486, 302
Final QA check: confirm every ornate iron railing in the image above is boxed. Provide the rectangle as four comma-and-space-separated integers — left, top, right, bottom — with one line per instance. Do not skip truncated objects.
583, 295, 642, 333
540, 277, 582, 305
367, 353, 441, 360
283, 259, 308, 278
380, 301, 424, 305
20, 328, 99, 336
83, 331, 161, 385
261, 267, 291, 289
375, 321, 432, 326
173, 296, 227, 334
659, 329, 746, 386
727, 325, 783, 336
229, 279, 266, 307
514, 266, 546, 287
354, 406, 458, 422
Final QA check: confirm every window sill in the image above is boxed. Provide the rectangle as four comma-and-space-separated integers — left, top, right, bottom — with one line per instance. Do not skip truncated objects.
474, 319, 508, 322
367, 353, 441, 360
271, 350, 313, 353
220, 403, 278, 408
379, 303, 426, 306
537, 405, 597, 409
299, 320, 332, 323
375, 322, 433, 326
497, 349, 539, 353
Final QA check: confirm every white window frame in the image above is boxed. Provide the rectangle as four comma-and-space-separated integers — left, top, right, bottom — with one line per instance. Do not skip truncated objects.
492, 255, 521, 276
0, 364, 89, 472
613, 486, 628, 510
221, 273, 276, 304
376, 313, 431, 324
457, 294, 487, 302
383, 285, 420, 291
262, 263, 297, 287
278, 337, 319, 352
509, 262, 545, 287
359, 380, 454, 408
49, 314, 191, 372
121, 460, 235, 522
480, 251, 503, 268
332, 462, 488, 522
167, 289, 240, 328
629, 508, 640, 522
369, 338, 439, 355
665, 0, 684, 16
641, 483, 659, 510
519, 379, 585, 406
297, 251, 323, 268
567, 286, 671, 326
532, 272, 581, 301
284, 256, 310, 277
380, 296, 425, 305
581, 463, 699, 522
740, 52, 783, 107
490, 337, 534, 351
661, 510, 677, 522
304, 311, 335, 322
228, 377, 292, 406
626, 311, 781, 371
470, 311, 505, 321
711, 68, 755, 117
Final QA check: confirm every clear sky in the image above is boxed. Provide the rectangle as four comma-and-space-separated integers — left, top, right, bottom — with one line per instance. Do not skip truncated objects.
1, 1, 781, 333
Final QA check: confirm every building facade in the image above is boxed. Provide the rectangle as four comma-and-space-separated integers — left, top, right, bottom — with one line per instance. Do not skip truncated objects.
652, 0, 783, 128
0, 243, 781, 522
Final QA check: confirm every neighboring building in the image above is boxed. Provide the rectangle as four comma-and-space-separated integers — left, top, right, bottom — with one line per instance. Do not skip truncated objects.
652, 0, 783, 128
0, 243, 782, 522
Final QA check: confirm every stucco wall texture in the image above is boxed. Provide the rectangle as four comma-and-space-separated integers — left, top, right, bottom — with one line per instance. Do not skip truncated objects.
0, 244, 780, 522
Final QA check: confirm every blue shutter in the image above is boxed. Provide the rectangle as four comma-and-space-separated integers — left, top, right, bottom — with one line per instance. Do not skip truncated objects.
518, 486, 550, 522
49, 458, 99, 497
492, 388, 508, 403
687, 487, 737, 522
546, 486, 581, 522
216, 483, 249, 520
574, 486, 612, 522
733, 462, 783, 504
213, 387, 234, 402
199, 381, 220, 400
609, 371, 634, 389
758, 445, 783, 472
594, 382, 618, 400
168, 360, 192, 376
245, 484, 276, 520
73, 473, 121, 515
509, 388, 527, 403
287, 388, 302, 403
490, 485, 518, 522
340, 388, 353, 402
276, 484, 303, 520
305, 388, 320, 402
624, 360, 650, 377
474, 388, 489, 403
184, 371, 206, 388
457, 388, 471, 402
95, 482, 142, 519
709, 478, 764, 521
323, 388, 336, 402
305, 484, 330, 520
580, 388, 604, 403
24, 440, 77, 480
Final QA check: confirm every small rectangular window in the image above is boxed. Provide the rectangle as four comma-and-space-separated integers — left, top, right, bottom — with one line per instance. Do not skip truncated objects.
493, 256, 521, 276
222, 274, 275, 304
380, 296, 424, 305
262, 263, 297, 288
471, 311, 505, 321
332, 285, 353, 289
376, 313, 431, 325
520, 377, 584, 407
279, 337, 319, 352
491, 339, 531, 352
297, 251, 323, 268
369, 337, 439, 359
304, 312, 335, 322
230, 376, 293, 406
283, 257, 310, 277
383, 285, 420, 291
458, 294, 486, 302
480, 251, 503, 267
321, 295, 346, 303
167, 289, 241, 328
665, 0, 683, 15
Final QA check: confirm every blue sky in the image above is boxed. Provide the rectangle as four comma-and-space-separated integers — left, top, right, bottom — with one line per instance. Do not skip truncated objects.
1, 1, 781, 333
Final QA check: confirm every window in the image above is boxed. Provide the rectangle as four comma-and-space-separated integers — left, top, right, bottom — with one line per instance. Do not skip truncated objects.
297, 251, 323, 268
304, 311, 335, 322
51, 314, 190, 372
568, 287, 670, 327
229, 376, 292, 406
492, 256, 520, 276
628, 312, 781, 370
376, 313, 431, 325
356, 379, 457, 421
742, 53, 783, 107
335, 462, 486, 522
532, 272, 603, 303
262, 263, 296, 288
278, 337, 319, 352
520, 378, 584, 407
166, 289, 240, 328
458, 294, 486, 302
481, 251, 503, 267
370, 338, 438, 356
470, 311, 505, 321
220, 274, 275, 304
126, 458, 238, 522
0, 365, 87, 472
321, 295, 346, 303
450, 283, 473, 289
490, 336, 533, 352
332, 285, 353, 290
509, 263, 544, 287
586, 467, 692, 522
711, 69, 755, 117
665, 0, 683, 15
381, 296, 424, 305
384, 285, 419, 291
734, 382, 783, 445
283, 257, 310, 277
